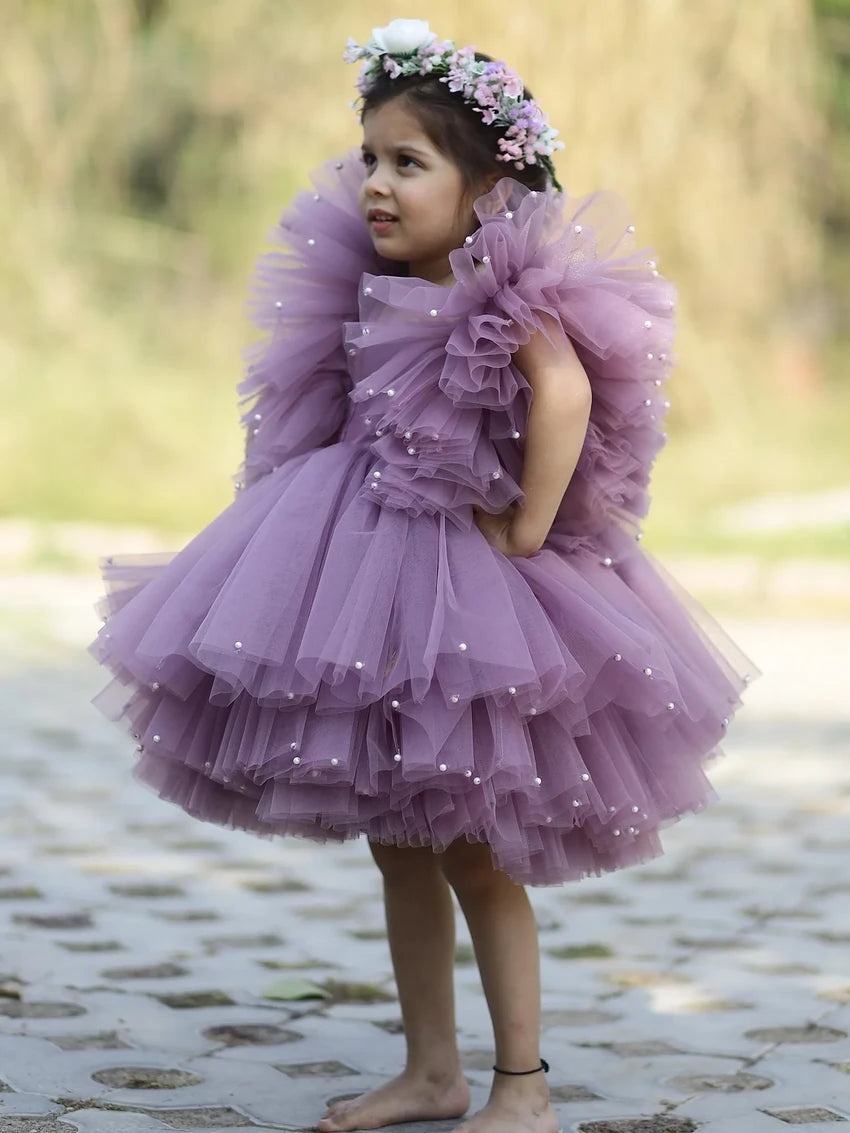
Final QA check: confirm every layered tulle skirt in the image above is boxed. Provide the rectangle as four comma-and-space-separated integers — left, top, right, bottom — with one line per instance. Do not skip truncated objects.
88, 436, 757, 886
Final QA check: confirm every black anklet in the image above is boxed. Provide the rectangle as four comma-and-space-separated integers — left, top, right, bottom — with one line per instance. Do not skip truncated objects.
492, 1057, 549, 1075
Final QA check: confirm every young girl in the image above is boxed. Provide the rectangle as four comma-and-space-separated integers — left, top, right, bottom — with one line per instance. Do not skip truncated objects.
89, 20, 759, 1133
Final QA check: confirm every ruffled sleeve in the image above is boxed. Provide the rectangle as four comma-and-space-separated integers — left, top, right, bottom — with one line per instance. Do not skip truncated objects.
344, 177, 676, 545
232, 148, 390, 491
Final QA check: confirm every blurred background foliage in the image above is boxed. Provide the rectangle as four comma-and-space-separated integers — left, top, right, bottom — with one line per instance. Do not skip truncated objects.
1, 0, 848, 558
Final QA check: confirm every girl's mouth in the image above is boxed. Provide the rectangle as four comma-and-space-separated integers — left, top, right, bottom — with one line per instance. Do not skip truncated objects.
368, 209, 398, 235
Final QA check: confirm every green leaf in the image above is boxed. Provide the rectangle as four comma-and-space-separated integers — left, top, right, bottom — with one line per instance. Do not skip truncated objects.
261, 977, 331, 1001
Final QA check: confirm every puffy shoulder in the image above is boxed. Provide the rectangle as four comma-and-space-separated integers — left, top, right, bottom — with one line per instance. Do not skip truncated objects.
448, 179, 678, 535
233, 148, 390, 489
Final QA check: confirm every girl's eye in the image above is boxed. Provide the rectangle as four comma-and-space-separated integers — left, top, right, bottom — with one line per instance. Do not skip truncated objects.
398, 154, 418, 168
361, 152, 376, 168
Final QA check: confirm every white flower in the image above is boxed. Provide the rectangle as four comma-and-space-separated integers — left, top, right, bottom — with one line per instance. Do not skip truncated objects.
371, 19, 436, 55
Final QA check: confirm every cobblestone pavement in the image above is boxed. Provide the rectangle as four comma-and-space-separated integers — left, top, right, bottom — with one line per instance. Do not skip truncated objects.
0, 576, 848, 1132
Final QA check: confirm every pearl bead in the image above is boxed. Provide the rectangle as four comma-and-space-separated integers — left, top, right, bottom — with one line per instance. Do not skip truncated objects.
643, 666, 653, 676
252, 427, 259, 435
151, 681, 160, 691
354, 660, 364, 669
482, 255, 490, 263
275, 300, 283, 309
364, 417, 372, 425
366, 388, 375, 396
505, 211, 513, 219
508, 686, 517, 695
429, 309, 438, 317
722, 717, 729, 726
574, 224, 582, 233
492, 470, 501, 479
626, 224, 635, 233
450, 694, 459, 704
529, 707, 537, 715
287, 692, 295, 700
431, 434, 439, 440
439, 763, 448, 771
153, 734, 161, 743
632, 805, 639, 812
572, 799, 580, 807
364, 286, 372, 295
394, 752, 402, 762
375, 429, 384, 436
663, 399, 671, 409
644, 319, 652, 328
348, 348, 356, 356
646, 352, 654, 360
636, 532, 643, 540
628, 826, 636, 834
465, 769, 473, 777
659, 353, 667, 361
545, 816, 552, 823
652, 269, 659, 276
386, 389, 395, 397
313, 193, 320, 201
647, 260, 657, 268
307, 238, 315, 246
608, 806, 616, 813
601, 556, 613, 566
613, 653, 622, 662
534, 776, 542, 785
464, 235, 473, 244
363, 328, 370, 335
372, 470, 382, 479
404, 430, 412, 439
331, 758, 339, 766
654, 378, 662, 386
336, 161, 344, 169
253, 412, 262, 421
458, 643, 468, 651
223, 775, 231, 783
407, 446, 416, 455
512, 430, 520, 438
292, 756, 301, 765
473, 776, 481, 785
234, 641, 243, 650
666, 702, 675, 711
743, 673, 751, 683
290, 742, 298, 751
204, 761, 211, 769
391, 699, 400, 709
613, 828, 621, 836
581, 773, 590, 781
644, 399, 652, 406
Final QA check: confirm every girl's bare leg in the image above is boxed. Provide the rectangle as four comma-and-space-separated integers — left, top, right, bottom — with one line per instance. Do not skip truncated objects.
316, 842, 470, 1132
439, 839, 559, 1133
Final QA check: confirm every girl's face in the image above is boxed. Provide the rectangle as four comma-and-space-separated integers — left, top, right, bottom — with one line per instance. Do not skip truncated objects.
359, 97, 482, 284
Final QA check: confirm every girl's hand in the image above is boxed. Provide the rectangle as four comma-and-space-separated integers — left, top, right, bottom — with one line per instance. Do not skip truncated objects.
473, 504, 541, 558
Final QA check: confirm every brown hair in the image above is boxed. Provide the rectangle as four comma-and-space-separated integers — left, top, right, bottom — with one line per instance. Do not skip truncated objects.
360, 53, 551, 196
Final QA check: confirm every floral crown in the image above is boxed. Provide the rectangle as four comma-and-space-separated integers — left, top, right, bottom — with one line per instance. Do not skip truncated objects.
344, 19, 564, 191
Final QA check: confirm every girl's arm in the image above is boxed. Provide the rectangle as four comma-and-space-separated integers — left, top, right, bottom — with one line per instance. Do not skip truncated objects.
508, 324, 592, 556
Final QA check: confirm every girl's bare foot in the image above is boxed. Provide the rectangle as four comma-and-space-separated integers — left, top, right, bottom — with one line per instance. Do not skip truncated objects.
449, 1072, 559, 1133
315, 1067, 471, 1131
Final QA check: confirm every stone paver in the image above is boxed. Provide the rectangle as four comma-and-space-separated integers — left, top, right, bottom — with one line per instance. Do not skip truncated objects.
0, 579, 849, 1131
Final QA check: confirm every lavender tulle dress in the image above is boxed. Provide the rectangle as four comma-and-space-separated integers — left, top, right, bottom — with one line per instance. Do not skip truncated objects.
88, 149, 759, 886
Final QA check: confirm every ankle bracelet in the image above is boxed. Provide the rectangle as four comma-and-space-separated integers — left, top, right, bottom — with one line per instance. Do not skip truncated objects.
492, 1057, 549, 1075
